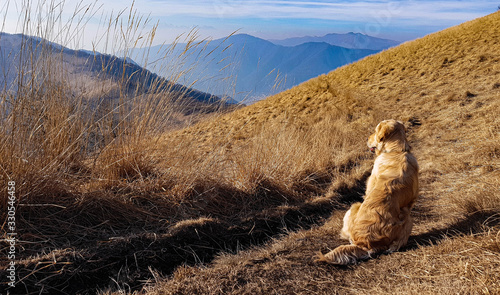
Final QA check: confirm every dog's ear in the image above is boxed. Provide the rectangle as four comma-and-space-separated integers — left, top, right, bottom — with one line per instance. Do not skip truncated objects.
376, 121, 395, 142
397, 120, 408, 132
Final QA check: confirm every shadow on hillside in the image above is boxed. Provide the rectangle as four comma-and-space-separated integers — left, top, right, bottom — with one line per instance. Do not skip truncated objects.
405, 210, 500, 251
9, 171, 371, 294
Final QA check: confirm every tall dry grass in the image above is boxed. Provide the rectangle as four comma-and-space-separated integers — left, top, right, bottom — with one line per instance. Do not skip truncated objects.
0, 0, 228, 200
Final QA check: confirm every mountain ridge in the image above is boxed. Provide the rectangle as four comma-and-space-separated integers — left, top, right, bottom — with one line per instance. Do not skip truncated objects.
128, 33, 378, 102
0, 32, 235, 107
269, 32, 400, 50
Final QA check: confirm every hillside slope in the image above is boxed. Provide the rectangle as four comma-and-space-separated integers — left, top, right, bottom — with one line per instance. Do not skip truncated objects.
145, 11, 500, 295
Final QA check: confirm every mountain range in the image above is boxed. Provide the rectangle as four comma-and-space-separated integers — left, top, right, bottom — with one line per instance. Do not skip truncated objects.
0, 31, 397, 107
0, 32, 235, 114
126, 33, 397, 102
269, 32, 400, 50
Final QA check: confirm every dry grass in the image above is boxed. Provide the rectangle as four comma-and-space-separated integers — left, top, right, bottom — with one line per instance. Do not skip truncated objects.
1, 2, 499, 294
142, 214, 500, 295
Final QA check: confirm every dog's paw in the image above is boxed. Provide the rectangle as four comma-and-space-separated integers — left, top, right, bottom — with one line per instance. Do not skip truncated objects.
313, 251, 328, 263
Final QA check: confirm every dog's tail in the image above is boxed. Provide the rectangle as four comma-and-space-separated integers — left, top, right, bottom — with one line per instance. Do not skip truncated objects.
315, 245, 371, 265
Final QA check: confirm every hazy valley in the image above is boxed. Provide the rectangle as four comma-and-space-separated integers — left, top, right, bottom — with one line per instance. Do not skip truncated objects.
126, 33, 393, 102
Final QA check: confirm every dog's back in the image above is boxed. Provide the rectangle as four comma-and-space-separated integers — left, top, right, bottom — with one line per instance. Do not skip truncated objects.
351, 150, 419, 253
316, 120, 418, 265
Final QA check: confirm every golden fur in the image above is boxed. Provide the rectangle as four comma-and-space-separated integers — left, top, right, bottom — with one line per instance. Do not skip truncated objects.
316, 119, 419, 265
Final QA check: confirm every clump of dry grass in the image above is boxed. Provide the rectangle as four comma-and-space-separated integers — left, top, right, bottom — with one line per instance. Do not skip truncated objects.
0, 0, 235, 197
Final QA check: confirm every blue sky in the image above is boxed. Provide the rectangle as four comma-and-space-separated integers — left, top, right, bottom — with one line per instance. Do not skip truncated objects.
2, 0, 499, 51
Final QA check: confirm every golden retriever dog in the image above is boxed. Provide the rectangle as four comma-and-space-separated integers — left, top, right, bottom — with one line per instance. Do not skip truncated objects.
316, 119, 419, 265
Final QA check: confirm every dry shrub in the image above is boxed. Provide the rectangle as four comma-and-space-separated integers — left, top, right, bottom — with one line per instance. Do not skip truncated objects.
452, 175, 500, 214
95, 139, 160, 184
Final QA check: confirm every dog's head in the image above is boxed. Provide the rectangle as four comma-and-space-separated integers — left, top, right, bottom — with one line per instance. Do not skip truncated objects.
368, 120, 410, 155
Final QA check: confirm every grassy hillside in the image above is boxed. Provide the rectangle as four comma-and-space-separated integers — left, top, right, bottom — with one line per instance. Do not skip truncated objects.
1, 8, 499, 295
139, 11, 500, 295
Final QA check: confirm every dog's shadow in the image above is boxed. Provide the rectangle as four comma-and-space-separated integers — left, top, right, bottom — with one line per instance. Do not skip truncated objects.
404, 210, 499, 251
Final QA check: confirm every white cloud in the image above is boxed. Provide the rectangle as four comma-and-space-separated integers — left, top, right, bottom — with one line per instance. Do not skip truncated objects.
134, 0, 497, 21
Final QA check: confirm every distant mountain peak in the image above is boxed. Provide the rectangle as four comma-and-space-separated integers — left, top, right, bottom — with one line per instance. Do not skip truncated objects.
216, 33, 275, 47
269, 32, 399, 50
